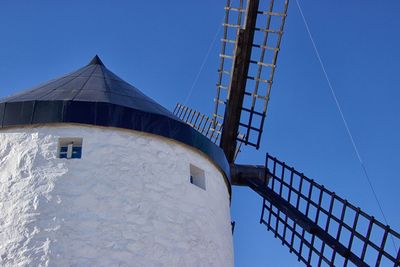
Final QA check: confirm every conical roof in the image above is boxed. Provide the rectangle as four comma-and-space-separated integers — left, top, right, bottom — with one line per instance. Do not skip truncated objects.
2, 55, 174, 119
0, 56, 230, 185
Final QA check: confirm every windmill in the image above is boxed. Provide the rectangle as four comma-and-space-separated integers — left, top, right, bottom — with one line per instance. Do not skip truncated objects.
0, 1, 399, 267
173, 0, 400, 266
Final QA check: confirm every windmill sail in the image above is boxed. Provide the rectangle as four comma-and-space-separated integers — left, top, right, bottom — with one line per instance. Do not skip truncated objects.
213, 0, 247, 133
173, 103, 223, 144
173, 103, 247, 157
243, 153, 400, 267
213, 0, 289, 161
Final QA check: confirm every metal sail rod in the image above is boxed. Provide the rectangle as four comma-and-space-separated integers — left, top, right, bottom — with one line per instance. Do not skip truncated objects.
220, 0, 260, 162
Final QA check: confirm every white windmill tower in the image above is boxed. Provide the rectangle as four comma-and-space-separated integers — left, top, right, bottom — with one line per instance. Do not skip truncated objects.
0, 56, 234, 266
2, 1, 400, 266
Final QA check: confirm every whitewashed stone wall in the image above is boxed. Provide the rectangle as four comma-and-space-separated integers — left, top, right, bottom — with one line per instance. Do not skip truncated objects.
0, 125, 233, 267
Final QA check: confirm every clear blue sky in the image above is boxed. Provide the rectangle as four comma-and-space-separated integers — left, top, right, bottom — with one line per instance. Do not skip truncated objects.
1, 1, 399, 266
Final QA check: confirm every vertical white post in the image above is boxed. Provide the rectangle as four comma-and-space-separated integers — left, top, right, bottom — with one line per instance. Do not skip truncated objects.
67, 143, 73, 159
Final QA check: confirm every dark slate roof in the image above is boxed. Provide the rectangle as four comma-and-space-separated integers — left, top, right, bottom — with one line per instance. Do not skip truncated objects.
0, 56, 231, 188
1, 55, 175, 119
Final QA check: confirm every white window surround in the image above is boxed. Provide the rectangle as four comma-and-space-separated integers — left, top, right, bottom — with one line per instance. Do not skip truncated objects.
190, 164, 206, 190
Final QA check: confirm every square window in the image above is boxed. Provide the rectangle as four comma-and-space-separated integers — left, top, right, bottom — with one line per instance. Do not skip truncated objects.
190, 164, 206, 190
58, 138, 83, 159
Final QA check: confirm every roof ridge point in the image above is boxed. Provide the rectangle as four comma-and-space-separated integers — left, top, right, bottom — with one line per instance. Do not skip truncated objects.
88, 55, 104, 66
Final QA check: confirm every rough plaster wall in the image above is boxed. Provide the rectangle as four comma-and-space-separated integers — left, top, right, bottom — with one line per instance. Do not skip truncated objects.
0, 125, 233, 267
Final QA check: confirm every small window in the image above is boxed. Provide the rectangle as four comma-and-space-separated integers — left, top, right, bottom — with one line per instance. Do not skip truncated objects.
190, 164, 206, 190
58, 138, 83, 159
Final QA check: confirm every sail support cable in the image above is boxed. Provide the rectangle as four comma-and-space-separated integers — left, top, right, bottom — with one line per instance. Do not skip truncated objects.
294, 0, 397, 252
